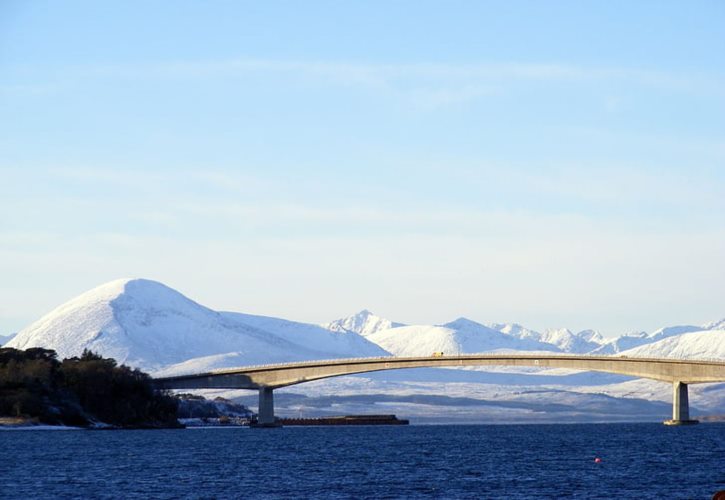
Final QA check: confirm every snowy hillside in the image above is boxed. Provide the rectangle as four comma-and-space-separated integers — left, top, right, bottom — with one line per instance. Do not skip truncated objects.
650, 324, 703, 340
592, 323, 720, 355
538, 328, 604, 354
221, 311, 387, 358
620, 329, 725, 360
367, 318, 560, 357
488, 320, 725, 356
324, 310, 405, 336
6, 279, 389, 372
590, 332, 651, 355
487, 323, 541, 342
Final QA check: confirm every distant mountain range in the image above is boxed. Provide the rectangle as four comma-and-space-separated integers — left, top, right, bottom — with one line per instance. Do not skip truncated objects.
0, 333, 16, 346
329, 308, 724, 359
6, 278, 724, 422
323, 309, 404, 337
6, 278, 724, 373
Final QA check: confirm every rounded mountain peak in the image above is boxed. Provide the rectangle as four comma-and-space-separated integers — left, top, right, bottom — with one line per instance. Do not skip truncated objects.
6, 278, 213, 365
442, 317, 486, 330
55, 278, 175, 304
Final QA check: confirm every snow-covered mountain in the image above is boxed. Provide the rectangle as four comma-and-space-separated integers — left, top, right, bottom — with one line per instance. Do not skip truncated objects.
324, 309, 405, 337
487, 319, 725, 357
487, 323, 604, 353
590, 332, 650, 355
538, 328, 604, 354
620, 329, 725, 360
10, 278, 723, 370
487, 323, 541, 342
367, 317, 560, 357
7, 278, 725, 422
703, 318, 725, 330
6, 279, 389, 372
591, 323, 718, 355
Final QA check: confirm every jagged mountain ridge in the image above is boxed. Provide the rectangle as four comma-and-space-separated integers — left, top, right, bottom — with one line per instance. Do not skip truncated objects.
485, 323, 605, 353
328, 314, 608, 354
323, 309, 405, 337
367, 318, 561, 357
590, 332, 651, 355
483, 321, 723, 357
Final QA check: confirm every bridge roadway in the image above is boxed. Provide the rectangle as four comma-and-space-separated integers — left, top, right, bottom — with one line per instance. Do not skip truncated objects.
152, 354, 725, 426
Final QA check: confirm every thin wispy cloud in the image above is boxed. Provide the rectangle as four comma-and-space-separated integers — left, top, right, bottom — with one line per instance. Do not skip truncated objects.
73, 58, 723, 91
4, 59, 723, 105
4, 165, 722, 232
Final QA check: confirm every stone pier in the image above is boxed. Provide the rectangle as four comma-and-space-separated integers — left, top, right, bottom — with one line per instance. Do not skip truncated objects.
254, 386, 281, 427
664, 381, 699, 425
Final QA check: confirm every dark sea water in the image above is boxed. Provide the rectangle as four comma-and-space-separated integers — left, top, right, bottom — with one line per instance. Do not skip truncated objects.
1, 423, 724, 499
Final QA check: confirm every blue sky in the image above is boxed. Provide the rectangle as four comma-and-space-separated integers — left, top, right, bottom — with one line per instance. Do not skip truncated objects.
1, 1, 724, 336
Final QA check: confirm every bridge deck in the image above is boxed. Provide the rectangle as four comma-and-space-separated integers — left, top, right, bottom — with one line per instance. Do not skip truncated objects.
153, 354, 725, 390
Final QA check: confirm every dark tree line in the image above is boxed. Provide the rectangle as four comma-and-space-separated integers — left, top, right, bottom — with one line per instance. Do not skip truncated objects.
0, 348, 178, 427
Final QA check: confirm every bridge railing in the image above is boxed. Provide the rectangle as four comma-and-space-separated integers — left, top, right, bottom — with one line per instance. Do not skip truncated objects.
152, 353, 725, 380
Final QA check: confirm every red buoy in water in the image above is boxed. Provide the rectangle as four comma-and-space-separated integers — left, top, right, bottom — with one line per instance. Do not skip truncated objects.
594, 457, 602, 463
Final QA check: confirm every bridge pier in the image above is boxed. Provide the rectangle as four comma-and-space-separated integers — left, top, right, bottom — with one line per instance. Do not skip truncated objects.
664, 381, 699, 425
253, 387, 281, 427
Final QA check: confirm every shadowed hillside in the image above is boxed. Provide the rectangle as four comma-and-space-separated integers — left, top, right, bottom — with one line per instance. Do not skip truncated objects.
0, 348, 178, 428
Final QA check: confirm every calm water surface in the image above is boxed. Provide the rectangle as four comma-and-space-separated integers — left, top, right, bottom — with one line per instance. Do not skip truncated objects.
1, 423, 724, 499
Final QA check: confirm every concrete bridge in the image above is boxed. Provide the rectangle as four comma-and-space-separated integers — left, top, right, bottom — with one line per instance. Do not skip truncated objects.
153, 354, 725, 426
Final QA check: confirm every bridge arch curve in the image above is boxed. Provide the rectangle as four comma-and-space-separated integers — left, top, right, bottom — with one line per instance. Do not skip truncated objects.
154, 354, 725, 426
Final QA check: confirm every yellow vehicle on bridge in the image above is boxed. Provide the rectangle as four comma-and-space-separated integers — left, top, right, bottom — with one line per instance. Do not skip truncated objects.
432, 351, 444, 357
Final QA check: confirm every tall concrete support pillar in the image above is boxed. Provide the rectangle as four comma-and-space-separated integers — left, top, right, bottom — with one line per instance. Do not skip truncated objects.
673, 381, 689, 421
254, 387, 281, 427
664, 381, 699, 425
